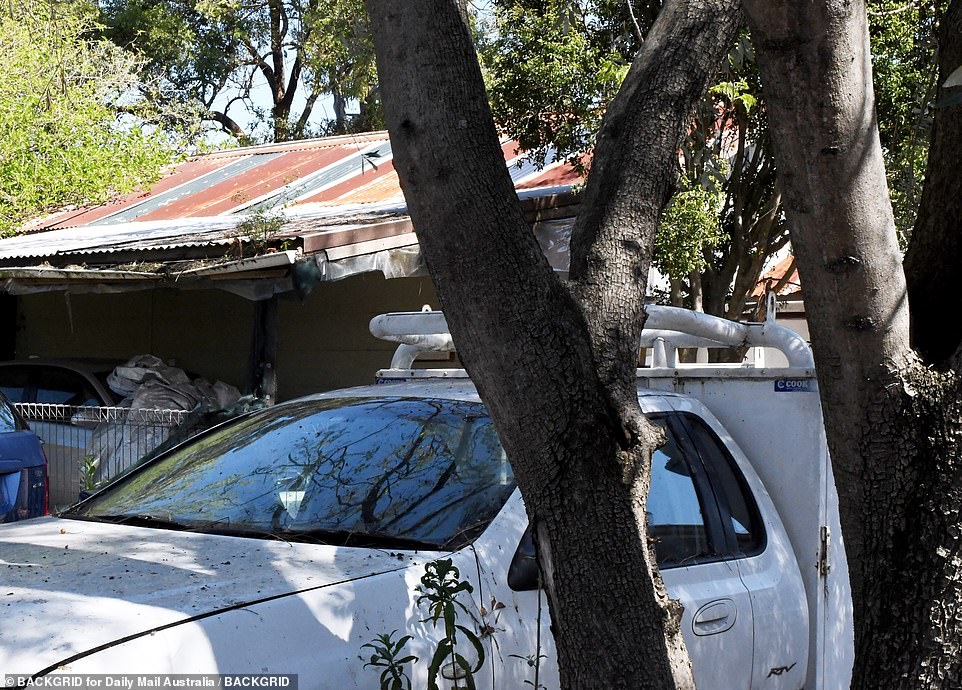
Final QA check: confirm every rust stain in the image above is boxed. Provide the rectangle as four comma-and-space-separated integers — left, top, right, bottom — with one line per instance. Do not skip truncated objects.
516, 162, 582, 190
136, 148, 349, 221
296, 159, 399, 205
327, 172, 405, 205
17, 132, 585, 241
27, 158, 233, 231
752, 255, 800, 298
200, 131, 390, 161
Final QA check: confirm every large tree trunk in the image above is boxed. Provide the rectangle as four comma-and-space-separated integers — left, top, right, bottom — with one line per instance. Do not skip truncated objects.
364, 0, 738, 687
743, 1, 962, 687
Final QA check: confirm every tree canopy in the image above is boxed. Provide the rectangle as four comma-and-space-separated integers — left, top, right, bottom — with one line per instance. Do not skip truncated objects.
99, 0, 380, 141
0, 0, 176, 236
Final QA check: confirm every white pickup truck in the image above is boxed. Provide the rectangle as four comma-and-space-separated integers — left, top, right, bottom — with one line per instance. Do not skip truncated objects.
0, 306, 852, 689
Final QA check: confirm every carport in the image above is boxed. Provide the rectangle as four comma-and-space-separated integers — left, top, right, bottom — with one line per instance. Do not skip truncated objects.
0, 131, 582, 402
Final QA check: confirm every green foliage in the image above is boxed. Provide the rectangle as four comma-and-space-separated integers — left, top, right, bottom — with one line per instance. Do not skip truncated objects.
361, 558, 490, 690
303, 0, 381, 134
480, 1, 637, 166
362, 631, 418, 690
867, 0, 946, 243
655, 188, 724, 279
481, 2, 948, 310
709, 80, 757, 116
100, 0, 239, 107
0, 0, 175, 236
481, 4, 779, 314
235, 208, 286, 252
81, 455, 100, 492
417, 559, 486, 690
100, 0, 382, 141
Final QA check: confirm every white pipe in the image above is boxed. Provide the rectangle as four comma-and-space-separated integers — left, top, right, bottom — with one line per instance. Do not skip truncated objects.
645, 306, 749, 346
389, 337, 454, 368
369, 312, 449, 339
645, 306, 813, 368
369, 305, 814, 370
755, 320, 814, 368
390, 344, 421, 369
651, 338, 668, 368
642, 330, 737, 349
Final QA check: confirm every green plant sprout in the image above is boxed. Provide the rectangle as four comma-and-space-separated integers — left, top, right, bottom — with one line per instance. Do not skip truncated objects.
362, 630, 418, 690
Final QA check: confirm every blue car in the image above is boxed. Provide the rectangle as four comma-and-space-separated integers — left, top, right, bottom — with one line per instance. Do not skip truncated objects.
0, 391, 47, 522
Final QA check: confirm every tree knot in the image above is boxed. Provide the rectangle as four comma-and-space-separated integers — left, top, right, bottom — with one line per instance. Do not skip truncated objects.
826, 254, 862, 273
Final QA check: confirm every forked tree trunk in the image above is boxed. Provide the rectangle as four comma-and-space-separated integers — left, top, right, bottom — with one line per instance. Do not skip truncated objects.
364, 0, 738, 687
743, 1, 962, 687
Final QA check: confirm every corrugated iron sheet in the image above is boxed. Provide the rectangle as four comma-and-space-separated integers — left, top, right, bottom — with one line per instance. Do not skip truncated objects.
3, 132, 583, 267
251, 140, 394, 211
23, 132, 578, 232
135, 148, 338, 219
25, 157, 235, 232
752, 255, 800, 297
92, 154, 277, 226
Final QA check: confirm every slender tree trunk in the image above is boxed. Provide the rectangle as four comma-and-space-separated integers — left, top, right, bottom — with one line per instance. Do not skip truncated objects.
333, 90, 348, 134
364, 0, 738, 686
743, 2, 962, 687
669, 277, 685, 307
688, 271, 702, 312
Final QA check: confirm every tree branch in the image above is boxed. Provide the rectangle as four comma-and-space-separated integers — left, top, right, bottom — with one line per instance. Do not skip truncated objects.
207, 110, 246, 137
294, 89, 320, 136
240, 37, 277, 95
279, 54, 303, 112
567, 0, 742, 417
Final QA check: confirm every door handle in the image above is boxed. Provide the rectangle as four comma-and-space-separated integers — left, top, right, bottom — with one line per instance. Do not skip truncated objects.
692, 599, 736, 636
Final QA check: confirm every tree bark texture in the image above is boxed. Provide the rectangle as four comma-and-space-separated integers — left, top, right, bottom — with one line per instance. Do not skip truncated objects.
569, 0, 740, 417
903, 0, 962, 366
743, 1, 962, 687
365, 0, 738, 687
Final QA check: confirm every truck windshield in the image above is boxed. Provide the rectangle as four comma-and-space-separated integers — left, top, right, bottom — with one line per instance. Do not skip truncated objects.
68, 397, 515, 550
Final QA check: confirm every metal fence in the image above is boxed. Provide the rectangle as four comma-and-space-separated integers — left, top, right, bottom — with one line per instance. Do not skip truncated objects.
13, 403, 191, 510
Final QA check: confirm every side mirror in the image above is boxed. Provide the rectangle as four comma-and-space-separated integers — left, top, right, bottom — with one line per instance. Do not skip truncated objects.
507, 526, 541, 592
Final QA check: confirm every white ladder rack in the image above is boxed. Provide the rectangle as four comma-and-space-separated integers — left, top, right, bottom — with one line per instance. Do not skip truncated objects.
369, 298, 813, 377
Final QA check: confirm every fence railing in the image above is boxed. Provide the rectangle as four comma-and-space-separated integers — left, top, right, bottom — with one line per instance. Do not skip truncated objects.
13, 403, 191, 510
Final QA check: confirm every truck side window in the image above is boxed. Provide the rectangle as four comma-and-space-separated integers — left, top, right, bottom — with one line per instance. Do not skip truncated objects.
647, 419, 712, 567
508, 416, 717, 591
684, 416, 765, 557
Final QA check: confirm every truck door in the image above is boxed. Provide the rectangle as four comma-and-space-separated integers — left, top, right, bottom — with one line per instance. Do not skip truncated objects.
491, 415, 755, 690
679, 413, 810, 690
654, 415, 755, 690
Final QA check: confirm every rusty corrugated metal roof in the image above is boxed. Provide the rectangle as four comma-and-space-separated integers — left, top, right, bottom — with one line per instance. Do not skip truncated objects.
0, 132, 582, 275
752, 255, 800, 298
23, 131, 580, 234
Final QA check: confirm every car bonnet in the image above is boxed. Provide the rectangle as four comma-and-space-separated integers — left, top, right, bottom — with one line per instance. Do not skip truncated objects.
0, 517, 432, 674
